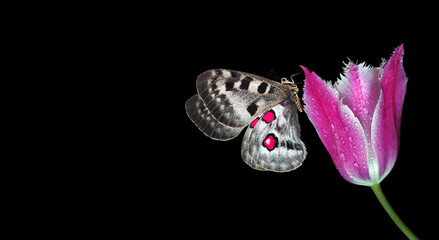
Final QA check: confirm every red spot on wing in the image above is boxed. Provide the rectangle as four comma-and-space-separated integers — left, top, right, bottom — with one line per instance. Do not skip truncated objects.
262, 110, 275, 123
250, 118, 259, 128
263, 134, 277, 150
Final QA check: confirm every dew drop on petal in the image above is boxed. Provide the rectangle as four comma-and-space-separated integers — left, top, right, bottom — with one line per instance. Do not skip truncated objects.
339, 153, 345, 161
362, 162, 368, 169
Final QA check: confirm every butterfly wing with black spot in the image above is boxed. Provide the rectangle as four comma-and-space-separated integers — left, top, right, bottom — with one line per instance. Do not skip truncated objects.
241, 96, 307, 172
185, 69, 290, 140
185, 94, 243, 140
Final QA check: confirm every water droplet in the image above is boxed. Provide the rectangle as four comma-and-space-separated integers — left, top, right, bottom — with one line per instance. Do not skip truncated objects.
339, 153, 345, 160
354, 162, 359, 168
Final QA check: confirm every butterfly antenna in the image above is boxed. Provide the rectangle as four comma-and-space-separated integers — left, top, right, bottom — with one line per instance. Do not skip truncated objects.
289, 72, 305, 85
267, 69, 282, 81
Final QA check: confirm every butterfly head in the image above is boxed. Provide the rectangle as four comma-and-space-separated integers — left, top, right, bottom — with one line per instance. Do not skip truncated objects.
281, 75, 303, 112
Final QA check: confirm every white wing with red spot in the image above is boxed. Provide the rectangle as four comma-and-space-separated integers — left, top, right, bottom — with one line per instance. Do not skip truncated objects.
241, 97, 307, 172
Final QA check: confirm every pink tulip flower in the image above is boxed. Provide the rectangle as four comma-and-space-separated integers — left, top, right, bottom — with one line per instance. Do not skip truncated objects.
302, 44, 407, 186
302, 44, 418, 239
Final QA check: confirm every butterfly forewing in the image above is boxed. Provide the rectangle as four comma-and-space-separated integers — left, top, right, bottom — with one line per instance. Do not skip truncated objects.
195, 69, 290, 128
186, 69, 307, 172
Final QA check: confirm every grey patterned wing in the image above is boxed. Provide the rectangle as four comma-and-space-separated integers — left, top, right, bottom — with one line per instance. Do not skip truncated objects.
185, 94, 244, 140
241, 113, 267, 171
241, 97, 307, 172
195, 69, 290, 128
186, 69, 290, 140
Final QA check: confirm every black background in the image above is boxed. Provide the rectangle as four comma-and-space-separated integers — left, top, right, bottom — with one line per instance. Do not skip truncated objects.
135, 6, 436, 239
19, 4, 437, 239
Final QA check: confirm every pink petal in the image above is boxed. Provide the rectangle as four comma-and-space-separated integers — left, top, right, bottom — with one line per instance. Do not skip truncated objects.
336, 62, 381, 138
381, 44, 407, 138
371, 44, 408, 181
302, 66, 371, 185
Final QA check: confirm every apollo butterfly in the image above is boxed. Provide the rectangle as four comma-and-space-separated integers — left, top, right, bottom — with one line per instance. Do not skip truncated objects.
185, 69, 307, 172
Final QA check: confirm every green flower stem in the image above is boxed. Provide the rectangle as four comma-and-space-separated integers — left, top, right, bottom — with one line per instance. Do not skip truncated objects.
371, 184, 419, 240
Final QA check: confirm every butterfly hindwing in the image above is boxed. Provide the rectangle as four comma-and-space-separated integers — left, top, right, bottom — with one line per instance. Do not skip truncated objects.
241, 97, 307, 172
185, 94, 243, 140
241, 114, 267, 171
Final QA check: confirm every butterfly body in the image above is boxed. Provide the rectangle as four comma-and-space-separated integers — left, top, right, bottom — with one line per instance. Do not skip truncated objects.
186, 69, 306, 172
